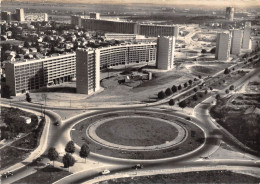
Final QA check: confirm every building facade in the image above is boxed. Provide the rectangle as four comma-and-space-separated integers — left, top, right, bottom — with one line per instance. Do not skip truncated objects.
5, 53, 76, 96
76, 49, 100, 95
156, 36, 175, 70
104, 33, 146, 40
76, 16, 178, 37
230, 29, 243, 55
226, 7, 234, 21
215, 32, 231, 60
15, 8, 25, 22
242, 22, 252, 49
90, 12, 100, 19
1, 11, 12, 23
25, 13, 48, 22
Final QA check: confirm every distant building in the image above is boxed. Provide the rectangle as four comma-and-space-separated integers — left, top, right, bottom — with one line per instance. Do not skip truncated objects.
104, 33, 146, 40
231, 29, 243, 55
251, 36, 260, 51
90, 12, 100, 19
1, 11, 12, 23
15, 8, 25, 22
226, 7, 234, 21
76, 49, 100, 95
156, 36, 175, 70
242, 22, 251, 49
25, 13, 48, 22
215, 32, 231, 60
74, 16, 178, 37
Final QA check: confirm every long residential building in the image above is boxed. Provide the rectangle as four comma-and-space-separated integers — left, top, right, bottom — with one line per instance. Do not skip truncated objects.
5, 53, 76, 96
242, 22, 252, 49
74, 15, 179, 37
215, 32, 231, 60
76, 42, 157, 94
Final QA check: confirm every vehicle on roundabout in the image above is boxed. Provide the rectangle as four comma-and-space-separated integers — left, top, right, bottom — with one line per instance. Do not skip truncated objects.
186, 117, 192, 120
54, 121, 60, 126
100, 169, 110, 175
132, 164, 144, 169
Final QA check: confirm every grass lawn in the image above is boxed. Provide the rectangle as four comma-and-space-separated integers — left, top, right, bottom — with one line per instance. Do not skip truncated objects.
96, 170, 260, 184
0, 146, 31, 169
71, 111, 205, 159
210, 94, 260, 154
13, 166, 71, 184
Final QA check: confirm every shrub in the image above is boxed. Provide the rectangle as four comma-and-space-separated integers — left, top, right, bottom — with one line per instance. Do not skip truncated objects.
158, 91, 166, 99
172, 85, 177, 93
165, 88, 173, 96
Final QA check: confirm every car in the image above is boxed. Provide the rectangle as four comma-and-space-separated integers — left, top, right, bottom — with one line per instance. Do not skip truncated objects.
100, 169, 110, 175
132, 164, 144, 169
54, 121, 60, 126
185, 117, 192, 121
35, 157, 43, 162
2, 171, 13, 178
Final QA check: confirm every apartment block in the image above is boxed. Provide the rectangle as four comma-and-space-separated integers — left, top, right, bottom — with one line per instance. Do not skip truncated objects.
15, 8, 25, 22
25, 13, 48, 22
231, 29, 243, 55
215, 32, 231, 60
156, 36, 175, 70
242, 22, 252, 49
1, 11, 12, 23
90, 12, 100, 19
104, 33, 146, 40
76, 49, 100, 95
77, 16, 178, 37
5, 53, 76, 96
226, 7, 234, 21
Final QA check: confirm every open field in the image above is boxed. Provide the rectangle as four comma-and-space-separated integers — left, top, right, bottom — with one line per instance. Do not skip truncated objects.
95, 117, 178, 147
96, 170, 260, 184
71, 111, 204, 159
13, 166, 71, 184
210, 94, 260, 154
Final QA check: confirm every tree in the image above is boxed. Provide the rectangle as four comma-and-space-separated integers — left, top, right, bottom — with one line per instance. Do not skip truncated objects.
209, 87, 213, 91
193, 88, 198, 92
223, 79, 226, 83
47, 147, 59, 166
184, 82, 188, 88
165, 88, 173, 96
26, 93, 32, 102
210, 47, 216, 54
178, 101, 187, 109
178, 84, 182, 90
205, 89, 208, 94
199, 93, 203, 98
215, 94, 221, 101
225, 89, 230, 94
201, 49, 207, 54
79, 144, 90, 163
194, 78, 198, 81
24, 41, 30, 48
224, 68, 230, 75
193, 94, 198, 101
62, 153, 75, 171
229, 85, 235, 91
158, 91, 166, 99
169, 99, 175, 106
171, 85, 177, 93
198, 75, 202, 79
188, 80, 193, 86
65, 141, 75, 154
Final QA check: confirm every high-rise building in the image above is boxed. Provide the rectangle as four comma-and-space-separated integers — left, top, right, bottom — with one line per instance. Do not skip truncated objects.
215, 32, 231, 60
71, 15, 83, 27
15, 8, 25, 22
76, 49, 100, 95
90, 12, 100, 19
156, 36, 175, 70
231, 29, 243, 55
1, 11, 12, 23
242, 22, 251, 49
226, 7, 234, 21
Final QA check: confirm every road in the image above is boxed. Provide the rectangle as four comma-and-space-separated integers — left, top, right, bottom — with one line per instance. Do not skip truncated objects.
1, 54, 259, 183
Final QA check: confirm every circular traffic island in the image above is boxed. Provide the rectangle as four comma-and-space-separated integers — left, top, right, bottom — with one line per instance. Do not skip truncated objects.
71, 110, 205, 159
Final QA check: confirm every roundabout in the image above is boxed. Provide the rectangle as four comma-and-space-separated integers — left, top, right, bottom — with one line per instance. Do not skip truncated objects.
71, 110, 205, 160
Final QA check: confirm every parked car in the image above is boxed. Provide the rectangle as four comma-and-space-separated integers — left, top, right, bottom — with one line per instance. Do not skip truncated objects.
132, 164, 144, 169
100, 169, 110, 175
35, 157, 43, 162
54, 121, 60, 126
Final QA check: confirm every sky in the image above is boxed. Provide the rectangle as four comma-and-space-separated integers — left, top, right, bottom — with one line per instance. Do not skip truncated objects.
3, 0, 260, 7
